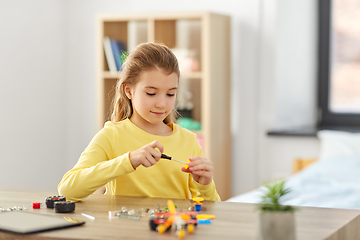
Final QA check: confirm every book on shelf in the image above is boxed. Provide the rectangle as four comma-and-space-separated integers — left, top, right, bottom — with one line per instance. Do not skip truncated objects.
103, 37, 127, 72
110, 39, 126, 71
103, 36, 117, 72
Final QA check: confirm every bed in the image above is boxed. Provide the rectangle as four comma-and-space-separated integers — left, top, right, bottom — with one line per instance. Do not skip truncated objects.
226, 130, 360, 210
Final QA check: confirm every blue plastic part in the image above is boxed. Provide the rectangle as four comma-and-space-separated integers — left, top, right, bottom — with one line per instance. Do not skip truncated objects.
197, 219, 211, 224
194, 204, 202, 211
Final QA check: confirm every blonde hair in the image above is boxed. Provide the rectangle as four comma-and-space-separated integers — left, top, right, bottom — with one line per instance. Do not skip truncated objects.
110, 42, 180, 123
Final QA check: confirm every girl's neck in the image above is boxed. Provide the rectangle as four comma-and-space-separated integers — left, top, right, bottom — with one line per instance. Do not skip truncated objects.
129, 116, 173, 136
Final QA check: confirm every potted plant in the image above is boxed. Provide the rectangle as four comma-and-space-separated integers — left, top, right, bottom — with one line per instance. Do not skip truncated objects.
257, 180, 296, 240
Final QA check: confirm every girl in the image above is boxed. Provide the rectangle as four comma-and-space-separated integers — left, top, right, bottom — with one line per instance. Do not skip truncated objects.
58, 42, 220, 202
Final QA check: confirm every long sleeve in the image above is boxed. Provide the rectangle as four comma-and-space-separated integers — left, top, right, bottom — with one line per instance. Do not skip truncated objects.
58, 122, 135, 201
58, 119, 222, 201
190, 179, 221, 201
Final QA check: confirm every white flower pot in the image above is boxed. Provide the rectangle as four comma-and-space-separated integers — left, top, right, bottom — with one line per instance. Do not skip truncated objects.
258, 211, 296, 240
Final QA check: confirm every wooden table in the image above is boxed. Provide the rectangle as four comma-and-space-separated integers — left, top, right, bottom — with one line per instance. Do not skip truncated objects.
0, 191, 359, 240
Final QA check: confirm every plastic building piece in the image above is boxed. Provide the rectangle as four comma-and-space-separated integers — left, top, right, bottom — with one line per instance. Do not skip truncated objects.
32, 202, 41, 209
191, 197, 205, 212
177, 228, 185, 238
187, 224, 195, 233
45, 196, 66, 209
191, 197, 204, 204
54, 201, 75, 213
196, 214, 215, 219
149, 200, 198, 239
194, 204, 201, 211
197, 219, 211, 224
188, 206, 207, 211
184, 160, 191, 170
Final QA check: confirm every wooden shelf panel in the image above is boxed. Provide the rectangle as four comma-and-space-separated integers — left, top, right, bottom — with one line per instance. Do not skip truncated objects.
102, 71, 120, 79
181, 72, 202, 79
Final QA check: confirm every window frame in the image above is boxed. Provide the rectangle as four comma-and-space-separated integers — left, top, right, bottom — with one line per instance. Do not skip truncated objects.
318, 0, 360, 128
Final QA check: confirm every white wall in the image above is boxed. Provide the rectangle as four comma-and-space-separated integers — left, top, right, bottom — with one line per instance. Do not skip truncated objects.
257, 0, 320, 188
0, 0, 320, 197
273, 0, 318, 129
0, 0, 66, 190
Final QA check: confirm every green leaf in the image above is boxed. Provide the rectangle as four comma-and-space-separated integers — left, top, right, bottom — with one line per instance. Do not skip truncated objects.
258, 180, 295, 212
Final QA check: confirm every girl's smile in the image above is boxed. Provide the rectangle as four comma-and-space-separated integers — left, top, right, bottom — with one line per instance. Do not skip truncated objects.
151, 111, 165, 116
125, 68, 178, 135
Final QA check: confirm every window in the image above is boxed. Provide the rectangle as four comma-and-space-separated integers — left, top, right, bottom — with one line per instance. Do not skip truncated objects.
318, 0, 360, 128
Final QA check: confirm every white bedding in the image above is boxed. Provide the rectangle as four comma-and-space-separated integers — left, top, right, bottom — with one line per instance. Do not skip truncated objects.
227, 130, 360, 209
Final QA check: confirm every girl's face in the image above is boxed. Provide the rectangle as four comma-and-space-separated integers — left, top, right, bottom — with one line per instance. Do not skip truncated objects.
125, 68, 178, 131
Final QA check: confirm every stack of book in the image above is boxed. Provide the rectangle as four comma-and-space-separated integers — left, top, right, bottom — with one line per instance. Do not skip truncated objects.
103, 36, 127, 72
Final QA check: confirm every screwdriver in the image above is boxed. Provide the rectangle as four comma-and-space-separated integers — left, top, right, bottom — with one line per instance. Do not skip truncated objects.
161, 154, 187, 164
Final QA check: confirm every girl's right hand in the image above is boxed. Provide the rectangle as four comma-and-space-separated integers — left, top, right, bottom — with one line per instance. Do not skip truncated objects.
129, 140, 164, 169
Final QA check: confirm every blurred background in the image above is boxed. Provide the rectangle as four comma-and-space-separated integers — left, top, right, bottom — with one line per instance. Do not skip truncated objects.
0, 0, 322, 199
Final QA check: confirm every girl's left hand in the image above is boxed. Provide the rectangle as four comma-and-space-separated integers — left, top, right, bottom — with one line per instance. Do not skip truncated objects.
181, 156, 213, 185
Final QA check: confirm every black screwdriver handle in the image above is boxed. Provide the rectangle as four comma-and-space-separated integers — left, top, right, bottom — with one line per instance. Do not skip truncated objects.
161, 154, 172, 160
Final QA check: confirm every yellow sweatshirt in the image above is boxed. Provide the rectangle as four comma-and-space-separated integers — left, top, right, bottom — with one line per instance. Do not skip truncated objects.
58, 119, 221, 202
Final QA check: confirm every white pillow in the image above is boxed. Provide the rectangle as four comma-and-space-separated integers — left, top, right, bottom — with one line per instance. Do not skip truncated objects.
317, 130, 360, 160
